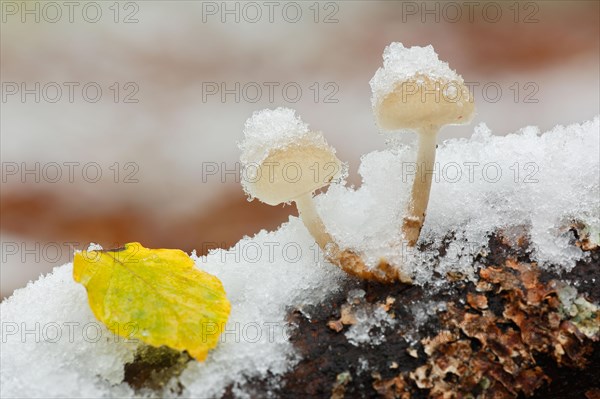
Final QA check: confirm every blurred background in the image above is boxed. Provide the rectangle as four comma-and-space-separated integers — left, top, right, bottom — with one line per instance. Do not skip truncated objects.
1, 0, 599, 297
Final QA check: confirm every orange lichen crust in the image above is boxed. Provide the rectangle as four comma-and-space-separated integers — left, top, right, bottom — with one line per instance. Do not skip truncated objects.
373, 259, 599, 398
332, 249, 412, 284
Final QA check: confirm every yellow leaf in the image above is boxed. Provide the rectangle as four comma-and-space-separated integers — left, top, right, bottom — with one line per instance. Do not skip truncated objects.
73, 242, 230, 361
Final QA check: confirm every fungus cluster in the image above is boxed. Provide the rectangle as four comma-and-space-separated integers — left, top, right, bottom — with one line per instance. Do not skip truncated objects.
239, 43, 475, 283
2, 41, 598, 399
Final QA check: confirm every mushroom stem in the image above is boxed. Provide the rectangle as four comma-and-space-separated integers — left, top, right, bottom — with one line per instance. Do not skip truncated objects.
295, 192, 338, 253
403, 125, 440, 246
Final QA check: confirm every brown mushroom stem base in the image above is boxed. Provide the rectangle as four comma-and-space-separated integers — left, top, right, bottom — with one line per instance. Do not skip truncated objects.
295, 193, 411, 284
334, 250, 412, 284
403, 128, 438, 246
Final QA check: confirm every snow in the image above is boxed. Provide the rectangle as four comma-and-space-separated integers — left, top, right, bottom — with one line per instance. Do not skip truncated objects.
86, 242, 104, 251
179, 220, 345, 396
239, 107, 310, 167
2, 114, 598, 397
343, 289, 397, 346
1, 219, 347, 398
403, 301, 448, 345
319, 117, 599, 285
369, 43, 462, 109
0, 263, 138, 398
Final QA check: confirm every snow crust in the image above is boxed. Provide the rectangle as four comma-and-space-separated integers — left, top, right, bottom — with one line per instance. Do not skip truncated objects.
369, 43, 462, 108
319, 117, 599, 284
0, 264, 138, 398
239, 107, 310, 167
1, 118, 598, 397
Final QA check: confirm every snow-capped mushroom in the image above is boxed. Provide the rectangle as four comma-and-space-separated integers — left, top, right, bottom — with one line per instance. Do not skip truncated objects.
370, 43, 475, 246
239, 108, 343, 252
240, 108, 410, 284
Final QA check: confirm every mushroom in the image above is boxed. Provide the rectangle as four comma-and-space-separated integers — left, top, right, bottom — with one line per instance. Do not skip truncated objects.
239, 108, 343, 253
240, 107, 409, 284
370, 43, 475, 246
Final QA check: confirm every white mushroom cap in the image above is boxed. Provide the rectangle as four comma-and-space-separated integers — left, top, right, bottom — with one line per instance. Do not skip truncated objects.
370, 43, 475, 132
239, 108, 344, 205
